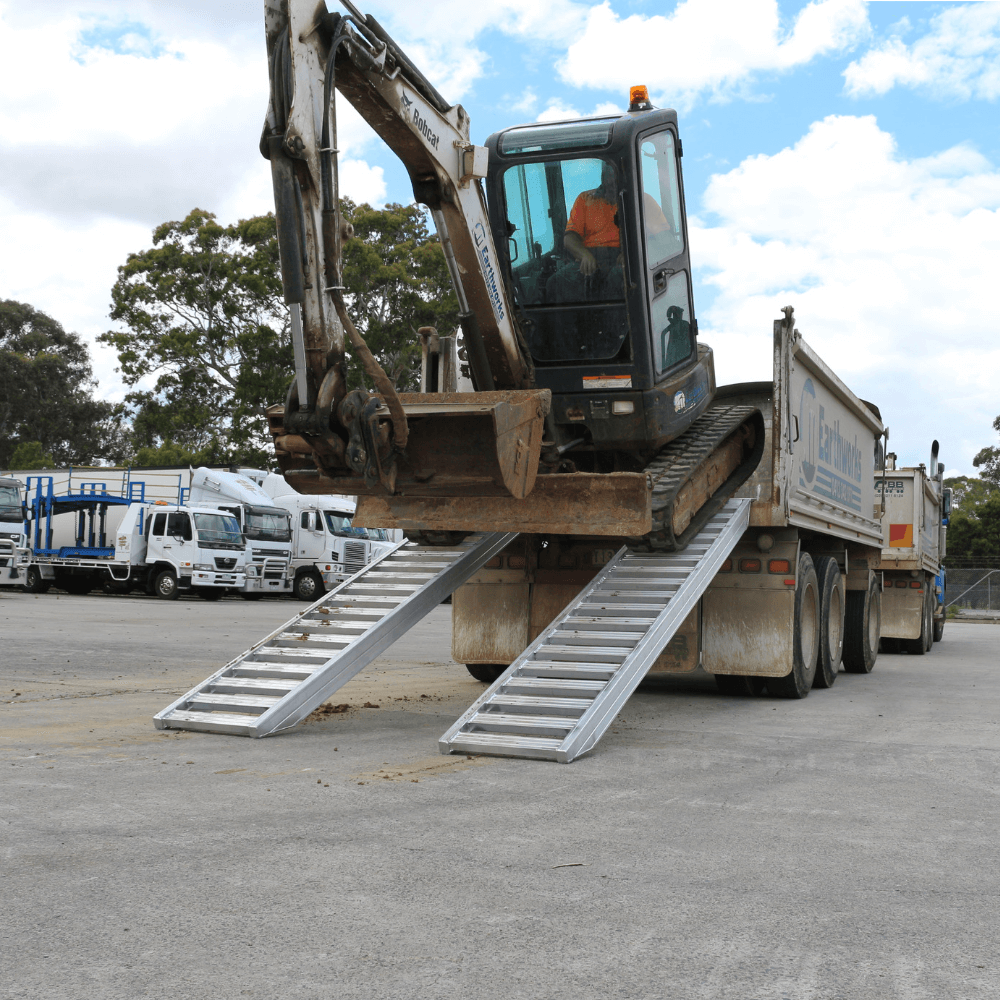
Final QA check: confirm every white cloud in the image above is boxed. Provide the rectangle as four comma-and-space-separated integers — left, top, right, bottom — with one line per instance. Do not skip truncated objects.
692, 115, 1000, 473
560, 0, 869, 109
844, 2, 1000, 100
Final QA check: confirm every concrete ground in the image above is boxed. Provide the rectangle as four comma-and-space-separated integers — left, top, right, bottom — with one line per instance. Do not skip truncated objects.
2, 588, 998, 1000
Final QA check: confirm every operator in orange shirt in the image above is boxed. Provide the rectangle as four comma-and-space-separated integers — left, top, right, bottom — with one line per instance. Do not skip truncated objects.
548, 160, 671, 303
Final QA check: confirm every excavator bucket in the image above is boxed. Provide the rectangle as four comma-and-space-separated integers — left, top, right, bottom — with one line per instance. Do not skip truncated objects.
269, 389, 550, 500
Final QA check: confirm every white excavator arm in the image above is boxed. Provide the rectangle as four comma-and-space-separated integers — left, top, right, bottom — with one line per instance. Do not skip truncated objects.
263, 0, 530, 400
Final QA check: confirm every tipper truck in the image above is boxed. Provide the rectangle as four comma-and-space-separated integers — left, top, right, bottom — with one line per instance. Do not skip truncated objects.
875, 445, 950, 654
152, 1, 889, 761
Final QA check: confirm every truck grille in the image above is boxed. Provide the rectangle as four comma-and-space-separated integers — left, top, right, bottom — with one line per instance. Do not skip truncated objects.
343, 541, 366, 575
263, 558, 285, 580
214, 557, 238, 570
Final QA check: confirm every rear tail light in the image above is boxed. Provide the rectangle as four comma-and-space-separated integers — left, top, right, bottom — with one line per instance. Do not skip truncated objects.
484, 556, 502, 569
910, 581, 922, 589
767, 559, 790, 574
895, 580, 907, 588
739, 558, 761, 573
507, 555, 526, 569
719, 558, 733, 573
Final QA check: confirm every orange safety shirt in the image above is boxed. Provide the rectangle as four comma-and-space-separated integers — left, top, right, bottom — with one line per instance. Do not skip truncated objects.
566, 192, 620, 248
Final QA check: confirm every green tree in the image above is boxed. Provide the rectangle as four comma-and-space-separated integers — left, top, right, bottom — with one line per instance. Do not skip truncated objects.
972, 413, 1000, 488
99, 209, 291, 466
340, 199, 458, 392
9, 441, 55, 469
0, 299, 121, 469
100, 203, 455, 464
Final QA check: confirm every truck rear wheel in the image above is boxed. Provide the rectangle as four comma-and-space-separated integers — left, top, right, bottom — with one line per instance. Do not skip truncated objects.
154, 570, 179, 601
933, 616, 945, 643
23, 566, 51, 594
813, 556, 844, 689
294, 570, 323, 601
843, 573, 880, 673
768, 552, 819, 699
466, 664, 506, 683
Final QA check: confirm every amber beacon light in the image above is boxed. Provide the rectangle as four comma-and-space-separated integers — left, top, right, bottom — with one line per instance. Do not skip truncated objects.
629, 84, 652, 111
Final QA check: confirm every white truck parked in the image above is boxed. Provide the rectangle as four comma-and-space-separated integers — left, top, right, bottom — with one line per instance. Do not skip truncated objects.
258, 473, 396, 600
22, 491, 246, 599
0, 476, 29, 586
875, 445, 950, 654
188, 468, 294, 599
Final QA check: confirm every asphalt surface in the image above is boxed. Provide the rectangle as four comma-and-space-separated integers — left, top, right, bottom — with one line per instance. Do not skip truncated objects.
2, 588, 998, 999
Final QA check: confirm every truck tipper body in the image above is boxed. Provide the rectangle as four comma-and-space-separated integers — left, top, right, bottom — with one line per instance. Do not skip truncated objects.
188, 468, 293, 598
21, 481, 246, 598
874, 450, 950, 653
446, 315, 887, 691
0, 476, 29, 585
257, 473, 395, 601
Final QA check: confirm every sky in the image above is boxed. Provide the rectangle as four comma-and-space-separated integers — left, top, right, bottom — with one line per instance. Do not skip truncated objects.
1, 0, 998, 476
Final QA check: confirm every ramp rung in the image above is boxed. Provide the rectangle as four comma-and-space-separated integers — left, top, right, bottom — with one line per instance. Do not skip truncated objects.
440, 499, 751, 763
486, 694, 593, 714
154, 531, 518, 737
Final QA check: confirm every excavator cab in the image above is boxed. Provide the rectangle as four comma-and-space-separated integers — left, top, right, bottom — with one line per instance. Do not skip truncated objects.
484, 106, 714, 458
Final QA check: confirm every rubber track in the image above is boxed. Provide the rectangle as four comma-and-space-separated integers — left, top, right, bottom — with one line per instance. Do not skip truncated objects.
628, 403, 762, 553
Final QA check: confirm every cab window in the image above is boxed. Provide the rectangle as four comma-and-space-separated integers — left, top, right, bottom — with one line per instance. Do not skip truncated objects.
150, 512, 166, 537
639, 131, 683, 265
166, 512, 192, 540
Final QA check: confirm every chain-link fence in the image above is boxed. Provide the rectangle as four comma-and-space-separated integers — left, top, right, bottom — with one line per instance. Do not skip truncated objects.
945, 569, 1000, 611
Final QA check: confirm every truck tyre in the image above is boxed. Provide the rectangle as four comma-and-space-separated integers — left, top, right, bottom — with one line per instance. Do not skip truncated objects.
843, 573, 880, 673
715, 675, 766, 696
294, 570, 323, 601
154, 570, 179, 600
933, 616, 945, 643
466, 664, 506, 683
924, 592, 934, 652
23, 566, 51, 594
813, 556, 844, 689
768, 552, 819, 699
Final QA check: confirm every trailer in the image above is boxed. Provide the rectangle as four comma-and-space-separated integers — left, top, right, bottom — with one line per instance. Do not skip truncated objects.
874, 446, 950, 654
21, 478, 247, 598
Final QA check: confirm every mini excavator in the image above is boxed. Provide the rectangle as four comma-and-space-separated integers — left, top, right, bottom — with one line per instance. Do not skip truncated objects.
262, 0, 762, 550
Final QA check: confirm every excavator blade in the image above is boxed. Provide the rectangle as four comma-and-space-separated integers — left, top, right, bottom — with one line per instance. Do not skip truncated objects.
269, 389, 550, 501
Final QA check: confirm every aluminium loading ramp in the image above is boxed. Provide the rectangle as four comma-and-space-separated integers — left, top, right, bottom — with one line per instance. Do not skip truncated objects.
153, 531, 516, 737
439, 498, 751, 763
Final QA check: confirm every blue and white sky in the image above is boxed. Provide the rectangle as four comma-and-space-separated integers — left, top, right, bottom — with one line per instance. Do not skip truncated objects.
2, 0, 998, 475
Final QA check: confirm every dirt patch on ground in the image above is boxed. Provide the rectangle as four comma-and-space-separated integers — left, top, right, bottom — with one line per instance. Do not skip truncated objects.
352, 754, 494, 784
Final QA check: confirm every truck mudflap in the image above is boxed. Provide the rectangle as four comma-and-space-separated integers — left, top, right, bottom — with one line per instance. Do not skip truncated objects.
268, 389, 551, 501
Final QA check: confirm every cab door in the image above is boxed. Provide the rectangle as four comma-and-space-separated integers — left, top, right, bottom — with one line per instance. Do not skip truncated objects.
637, 128, 696, 377
299, 510, 324, 561
145, 511, 169, 563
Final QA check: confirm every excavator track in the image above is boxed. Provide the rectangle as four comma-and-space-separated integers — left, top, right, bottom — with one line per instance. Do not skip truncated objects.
629, 403, 764, 553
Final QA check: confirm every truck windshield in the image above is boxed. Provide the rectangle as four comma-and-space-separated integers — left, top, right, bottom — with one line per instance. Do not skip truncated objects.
323, 511, 387, 541
193, 513, 243, 548
244, 506, 292, 542
0, 485, 22, 522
